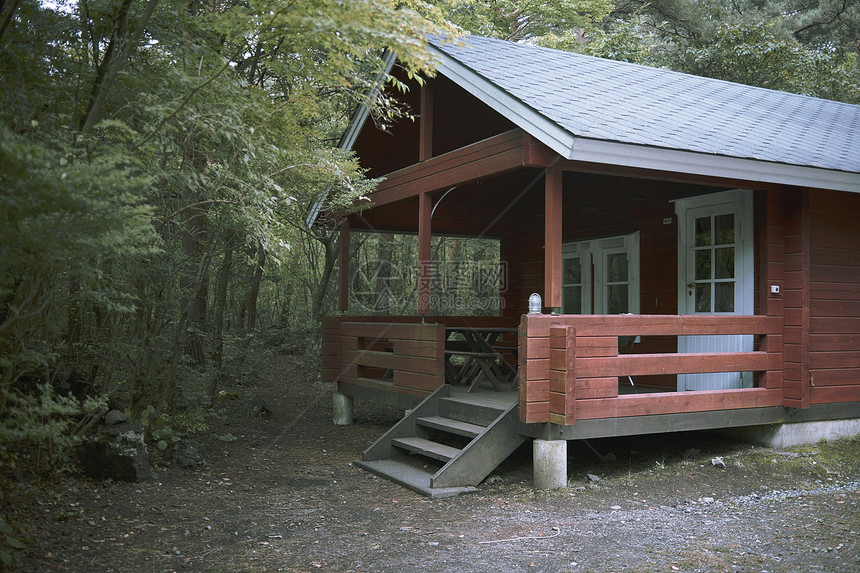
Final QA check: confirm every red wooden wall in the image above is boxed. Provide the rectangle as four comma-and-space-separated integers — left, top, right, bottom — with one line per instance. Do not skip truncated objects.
808, 190, 860, 406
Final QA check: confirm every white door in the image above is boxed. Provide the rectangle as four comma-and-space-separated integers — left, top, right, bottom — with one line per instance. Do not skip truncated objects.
562, 233, 640, 315
676, 190, 754, 391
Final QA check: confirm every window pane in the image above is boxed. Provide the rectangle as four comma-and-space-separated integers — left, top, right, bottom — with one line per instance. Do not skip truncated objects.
607, 285, 628, 314
563, 286, 581, 314
607, 252, 628, 282
563, 257, 581, 285
695, 283, 711, 312
715, 247, 734, 279
695, 217, 711, 247
715, 282, 735, 312
695, 249, 711, 281
715, 214, 734, 245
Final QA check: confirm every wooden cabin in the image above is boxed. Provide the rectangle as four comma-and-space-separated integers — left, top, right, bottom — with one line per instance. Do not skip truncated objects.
317, 35, 860, 497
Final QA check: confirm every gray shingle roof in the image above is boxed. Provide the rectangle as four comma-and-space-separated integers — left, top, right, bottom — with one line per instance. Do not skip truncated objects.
429, 35, 860, 179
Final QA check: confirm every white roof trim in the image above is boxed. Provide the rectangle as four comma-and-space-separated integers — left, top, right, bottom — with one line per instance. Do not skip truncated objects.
339, 49, 398, 151
433, 46, 860, 194
568, 137, 860, 193
433, 46, 576, 158
305, 50, 398, 227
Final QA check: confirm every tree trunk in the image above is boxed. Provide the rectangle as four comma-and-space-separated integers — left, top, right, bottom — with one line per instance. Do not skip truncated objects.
154, 247, 211, 418
247, 241, 266, 330
78, 0, 160, 135
0, 0, 23, 45
374, 233, 394, 315
310, 230, 337, 326
181, 200, 208, 367
210, 235, 233, 399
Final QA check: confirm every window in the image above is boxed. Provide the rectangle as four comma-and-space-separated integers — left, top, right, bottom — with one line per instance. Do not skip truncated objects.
692, 213, 736, 313
561, 242, 590, 314
562, 232, 639, 314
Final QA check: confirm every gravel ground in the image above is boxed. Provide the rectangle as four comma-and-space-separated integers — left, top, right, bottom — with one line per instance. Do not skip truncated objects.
4, 353, 858, 572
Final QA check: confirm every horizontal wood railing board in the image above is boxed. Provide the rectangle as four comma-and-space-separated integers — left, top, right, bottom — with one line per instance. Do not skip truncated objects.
524, 315, 781, 337
574, 388, 784, 421
518, 312, 785, 425
393, 339, 443, 358
344, 349, 439, 374
576, 351, 775, 377
342, 322, 442, 341
575, 337, 621, 357
393, 371, 444, 391
576, 378, 620, 399
809, 369, 860, 386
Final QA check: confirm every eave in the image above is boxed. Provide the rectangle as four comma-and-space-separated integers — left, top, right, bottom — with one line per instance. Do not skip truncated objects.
433, 45, 860, 195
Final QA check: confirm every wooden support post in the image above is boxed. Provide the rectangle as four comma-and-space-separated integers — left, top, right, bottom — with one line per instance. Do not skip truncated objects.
544, 162, 563, 309
338, 221, 350, 311
419, 81, 433, 161
418, 192, 432, 315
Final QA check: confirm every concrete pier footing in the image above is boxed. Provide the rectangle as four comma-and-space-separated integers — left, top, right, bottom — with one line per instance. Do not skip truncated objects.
533, 439, 567, 489
333, 392, 354, 426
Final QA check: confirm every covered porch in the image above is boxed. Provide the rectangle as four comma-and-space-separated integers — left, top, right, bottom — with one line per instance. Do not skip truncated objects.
313, 37, 860, 493
323, 121, 804, 420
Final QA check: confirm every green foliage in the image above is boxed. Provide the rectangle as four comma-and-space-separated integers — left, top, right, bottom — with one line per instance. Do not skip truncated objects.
670, 20, 860, 102
347, 232, 503, 316
435, 0, 612, 43
0, 0, 449, 480
0, 384, 107, 479
603, 0, 860, 103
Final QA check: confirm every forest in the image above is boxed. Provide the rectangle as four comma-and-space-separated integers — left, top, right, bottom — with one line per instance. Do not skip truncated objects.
1, 0, 858, 491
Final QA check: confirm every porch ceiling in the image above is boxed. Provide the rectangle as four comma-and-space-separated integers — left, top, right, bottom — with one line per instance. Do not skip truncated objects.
348, 167, 543, 236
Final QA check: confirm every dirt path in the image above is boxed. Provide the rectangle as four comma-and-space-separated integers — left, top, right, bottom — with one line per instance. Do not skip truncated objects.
4, 353, 859, 572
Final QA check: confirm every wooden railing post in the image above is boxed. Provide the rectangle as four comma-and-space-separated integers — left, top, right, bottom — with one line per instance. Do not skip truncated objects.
519, 314, 551, 423
549, 326, 576, 425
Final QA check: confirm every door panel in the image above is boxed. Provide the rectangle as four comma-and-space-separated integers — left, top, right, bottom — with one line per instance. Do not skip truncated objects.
676, 190, 754, 391
562, 233, 639, 315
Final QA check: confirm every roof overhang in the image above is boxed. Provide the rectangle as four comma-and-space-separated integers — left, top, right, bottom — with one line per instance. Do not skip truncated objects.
305, 49, 398, 227
433, 44, 860, 194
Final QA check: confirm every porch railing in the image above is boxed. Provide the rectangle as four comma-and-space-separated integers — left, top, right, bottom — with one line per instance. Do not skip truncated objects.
519, 314, 784, 425
337, 321, 446, 398
322, 315, 518, 398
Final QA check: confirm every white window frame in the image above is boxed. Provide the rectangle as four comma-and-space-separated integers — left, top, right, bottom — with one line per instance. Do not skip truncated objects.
562, 232, 640, 314
561, 241, 592, 314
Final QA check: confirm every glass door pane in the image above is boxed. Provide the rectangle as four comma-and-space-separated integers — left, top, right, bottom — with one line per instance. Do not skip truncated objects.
691, 214, 736, 313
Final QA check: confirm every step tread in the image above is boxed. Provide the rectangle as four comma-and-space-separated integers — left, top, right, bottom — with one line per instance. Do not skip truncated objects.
440, 393, 515, 411
392, 437, 461, 462
416, 416, 485, 438
354, 459, 477, 499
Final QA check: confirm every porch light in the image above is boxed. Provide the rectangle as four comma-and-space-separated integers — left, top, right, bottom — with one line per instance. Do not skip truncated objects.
528, 293, 542, 314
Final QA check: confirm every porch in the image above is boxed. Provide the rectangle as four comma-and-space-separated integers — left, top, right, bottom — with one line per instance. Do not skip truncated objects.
321, 312, 800, 496
323, 313, 786, 424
